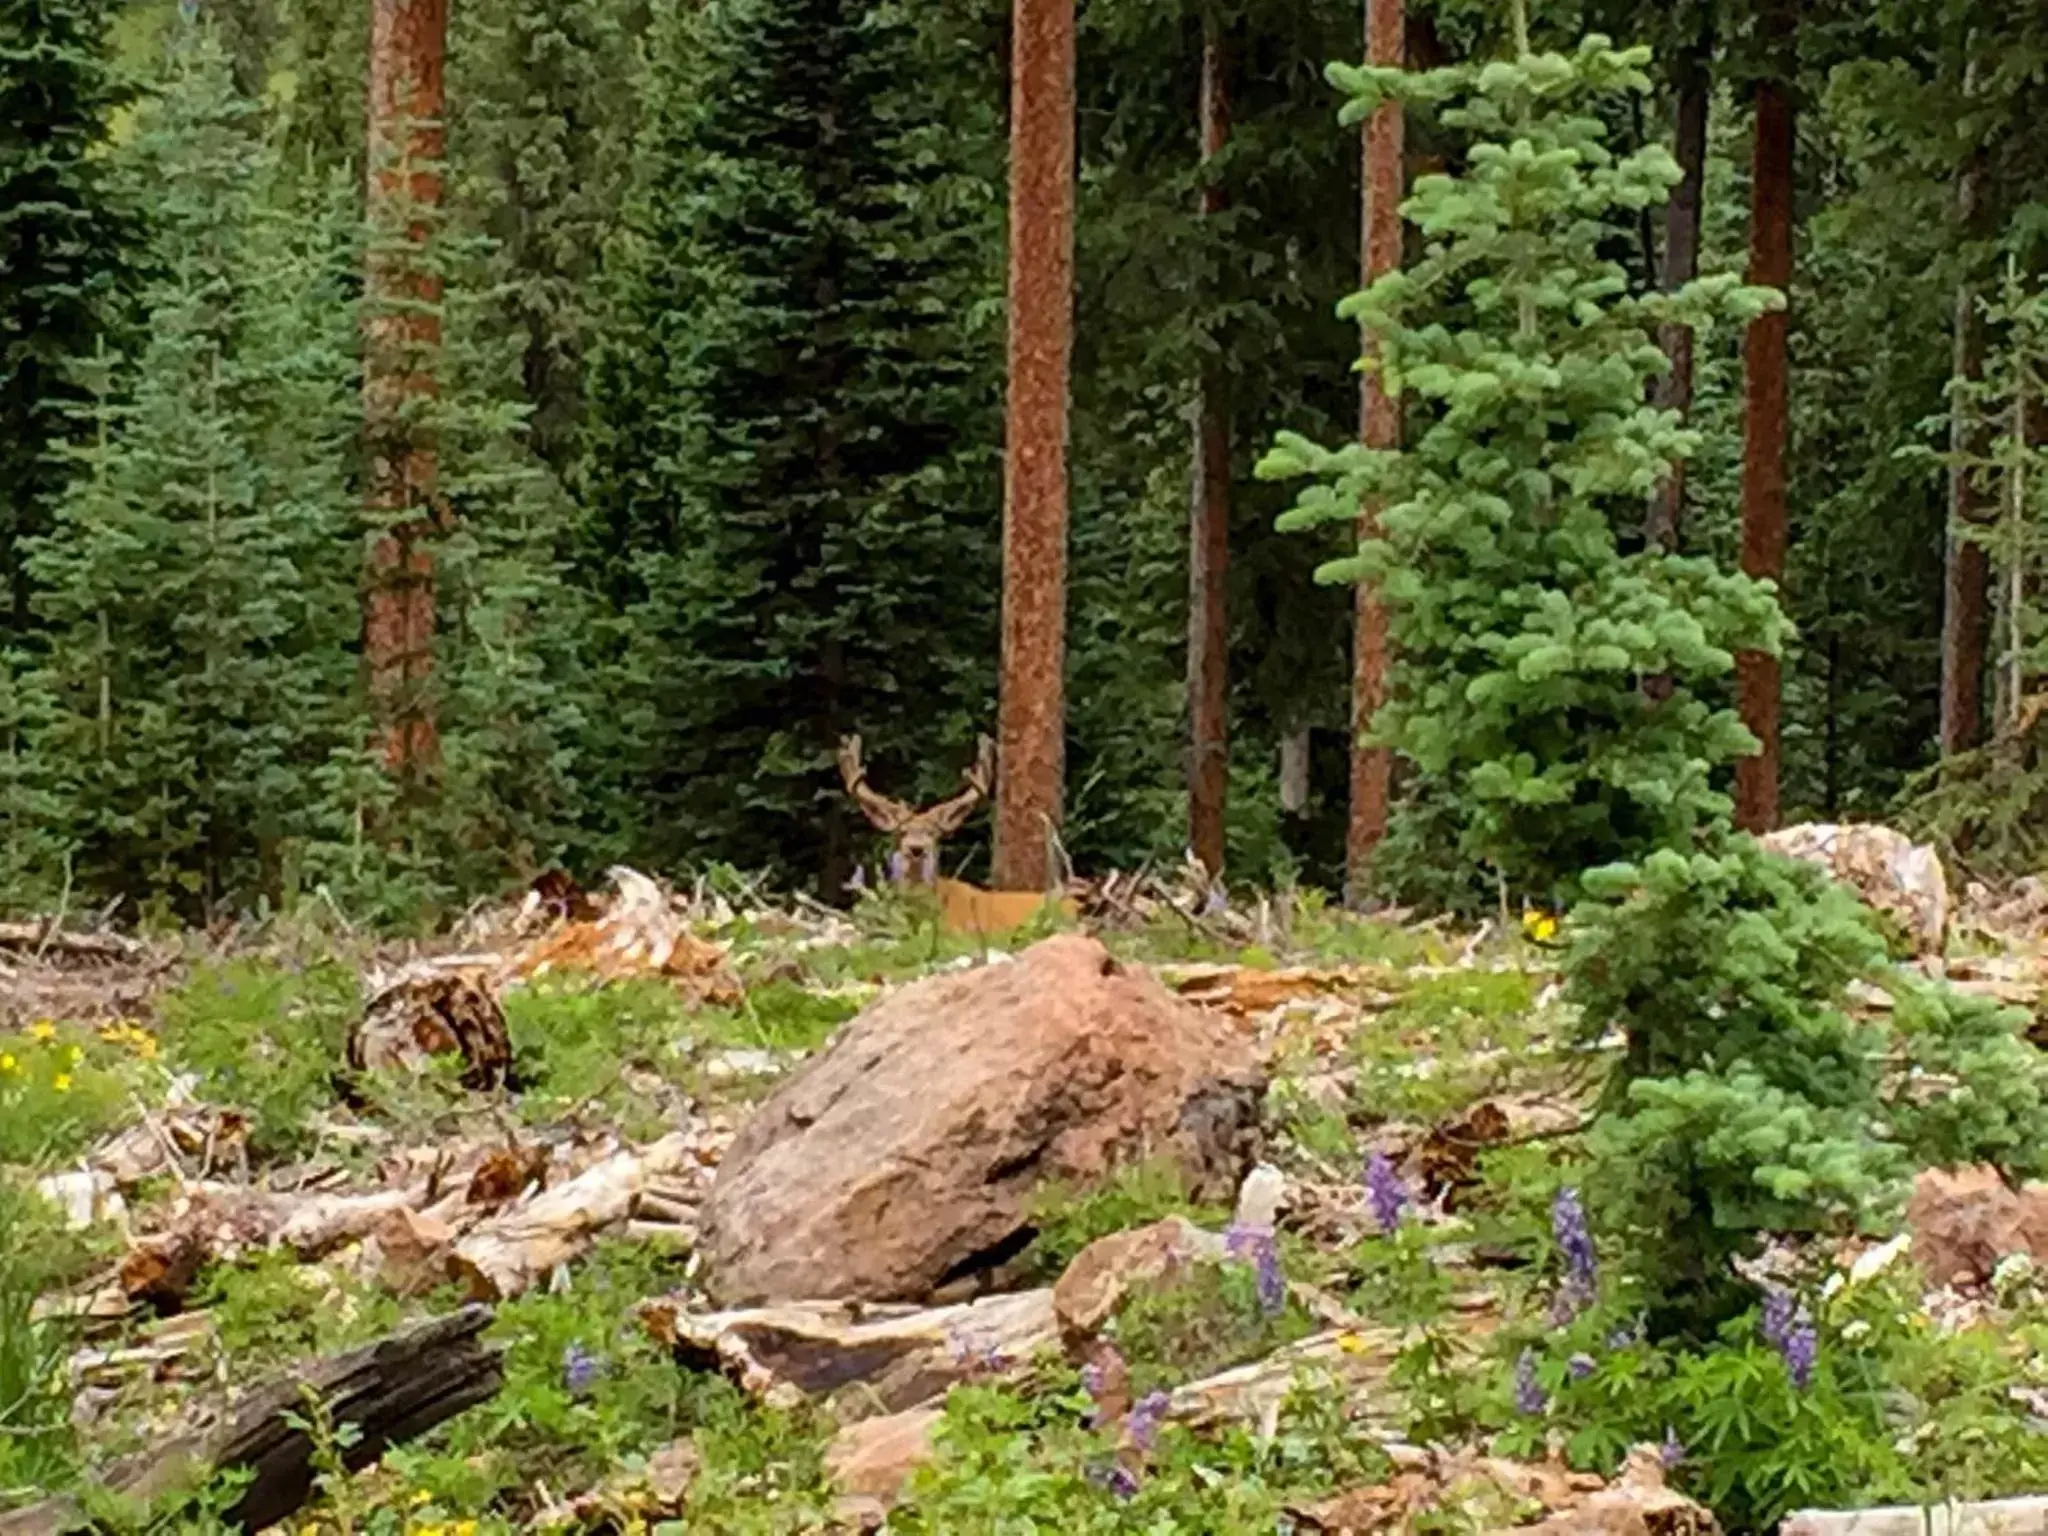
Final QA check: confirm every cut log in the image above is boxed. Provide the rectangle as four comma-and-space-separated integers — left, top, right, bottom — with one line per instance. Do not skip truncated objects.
0, 1307, 501, 1536
447, 1132, 695, 1300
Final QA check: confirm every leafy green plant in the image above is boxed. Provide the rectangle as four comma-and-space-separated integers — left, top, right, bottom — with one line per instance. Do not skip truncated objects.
386, 1241, 696, 1511
0, 1184, 81, 1503
1261, 30, 1784, 905
157, 959, 359, 1158
1109, 1252, 1317, 1395
891, 1375, 1388, 1532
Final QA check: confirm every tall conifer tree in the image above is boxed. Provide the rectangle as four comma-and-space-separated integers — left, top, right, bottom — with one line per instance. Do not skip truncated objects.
23, 20, 362, 913
587, 0, 1004, 890
0, 0, 127, 636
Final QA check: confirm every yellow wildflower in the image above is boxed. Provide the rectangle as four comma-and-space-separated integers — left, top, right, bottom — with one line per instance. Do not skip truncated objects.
452, 1521, 478, 1536
1336, 1330, 1370, 1356
1521, 909, 1559, 944
28, 1020, 56, 1041
52, 1073, 72, 1093
0, 1053, 17, 1074
136, 1036, 159, 1059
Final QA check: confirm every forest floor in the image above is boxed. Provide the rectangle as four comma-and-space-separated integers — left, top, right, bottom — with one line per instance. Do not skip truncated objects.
6, 872, 2048, 1534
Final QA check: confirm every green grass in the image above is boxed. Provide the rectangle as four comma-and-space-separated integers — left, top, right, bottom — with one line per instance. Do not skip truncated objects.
157, 959, 360, 1158
1351, 966, 1543, 1123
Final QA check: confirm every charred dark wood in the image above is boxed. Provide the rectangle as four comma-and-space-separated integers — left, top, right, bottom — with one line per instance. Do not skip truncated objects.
0, 1307, 500, 1536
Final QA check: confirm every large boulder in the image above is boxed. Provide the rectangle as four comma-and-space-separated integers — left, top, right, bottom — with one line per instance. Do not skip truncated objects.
699, 934, 1265, 1304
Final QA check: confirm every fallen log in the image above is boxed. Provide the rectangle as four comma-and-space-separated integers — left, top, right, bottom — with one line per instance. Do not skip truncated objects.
640, 1289, 1057, 1417
0, 1307, 501, 1536
447, 1132, 696, 1301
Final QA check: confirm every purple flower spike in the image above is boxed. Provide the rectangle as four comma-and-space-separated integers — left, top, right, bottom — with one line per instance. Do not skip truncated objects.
562, 1342, 602, 1395
1513, 1349, 1547, 1415
1126, 1390, 1170, 1452
1782, 1318, 1818, 1389
1552, 1187, 1597, 1293
1567, 1353, 1596, 1381
1228, 1222, 1286, 1317
1089, 1463, 1141, 1499
1759, 1286, 1817, 1388
1365, 1152, 1409, 1235
1660, 1427, 1686, 1469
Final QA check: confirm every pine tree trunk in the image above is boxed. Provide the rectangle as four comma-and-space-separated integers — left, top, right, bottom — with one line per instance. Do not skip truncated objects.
1186, 15, 1231, 879
363, 0, 448, 778
1647, 20, 1711, 554
1346, 0, 1402, 907
992, 0, 1076, 892
1940, 145, 1991, 758
1735, 53, 1794, 834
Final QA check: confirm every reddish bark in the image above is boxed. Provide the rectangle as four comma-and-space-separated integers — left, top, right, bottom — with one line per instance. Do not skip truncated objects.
1347, 0, 1403, 906
363, 0, 448, 777
1647, 25, 1711, 554
1941, 149, 1992, 758
992, 0, 1077, 891
1735, 73, 1794, 834
1187, 17, 1231, 878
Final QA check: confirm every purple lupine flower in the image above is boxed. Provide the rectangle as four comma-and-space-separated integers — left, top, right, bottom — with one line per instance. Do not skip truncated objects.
1513, 1349, 1547, 1415
1552, 1187, 1597, 1293
1567, 1353, 1596, 1381
1228, 1222, 1286, 1317
1080, 1360, 1105, 1398
1782, 1317, 1818, 1389
1760, 1286, 1792, 1349
1126, 1390, 1170, 1453
1660, 1427, 1686, 1469
1089, 1463, 1142, 1499
1759, 1286, 1817, 1388
562, 1342, 602, 1395
1365, 1152, 1409, 1235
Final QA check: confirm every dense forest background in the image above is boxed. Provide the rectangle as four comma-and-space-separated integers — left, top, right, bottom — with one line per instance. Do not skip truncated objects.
3, 0, 2046, 923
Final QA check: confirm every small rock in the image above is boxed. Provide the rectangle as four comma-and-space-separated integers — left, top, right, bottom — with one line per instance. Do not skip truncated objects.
1234, 1164, 1287, 1229
1052, 1217, 1223, 1350
824, 1406, 943, 1504
1906, 1165, 2048, 1286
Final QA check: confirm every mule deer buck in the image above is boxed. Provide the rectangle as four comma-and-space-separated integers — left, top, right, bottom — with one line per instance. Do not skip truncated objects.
837, 733, 995, 886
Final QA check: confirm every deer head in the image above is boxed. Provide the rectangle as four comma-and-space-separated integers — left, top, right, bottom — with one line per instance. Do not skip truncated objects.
837, 733, 995, 886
